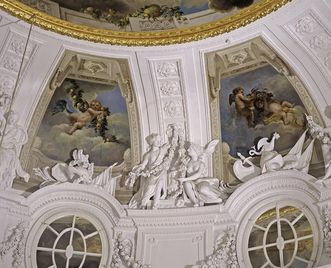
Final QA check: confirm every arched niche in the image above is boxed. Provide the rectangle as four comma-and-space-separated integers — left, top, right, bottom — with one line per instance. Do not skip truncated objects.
18, 51, 140, 192
204, 37, 324, 183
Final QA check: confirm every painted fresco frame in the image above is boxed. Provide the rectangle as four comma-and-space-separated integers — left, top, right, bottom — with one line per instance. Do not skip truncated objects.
0, 0, 291, 46
206, 37, 324, 182
20, 51, 140, 180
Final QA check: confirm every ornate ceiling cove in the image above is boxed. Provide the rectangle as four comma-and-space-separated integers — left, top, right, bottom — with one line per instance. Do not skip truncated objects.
0, 0, 291, 46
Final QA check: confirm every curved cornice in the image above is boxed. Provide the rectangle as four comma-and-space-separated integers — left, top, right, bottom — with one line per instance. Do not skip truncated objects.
225, 170, 321, 221
0, 0, 291, 46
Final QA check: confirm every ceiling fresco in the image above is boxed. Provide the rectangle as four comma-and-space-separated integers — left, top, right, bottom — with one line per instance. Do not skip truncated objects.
19, 0, 260, 31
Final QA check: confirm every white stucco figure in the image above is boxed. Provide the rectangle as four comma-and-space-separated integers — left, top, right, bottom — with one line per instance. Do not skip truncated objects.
233, 128, 314, 182
0, 91, 11, 136
176, 140, 230, 207
306, 115, 331, 181
125, 134, 171, 209
125, 125, 180, 209
34, 149, 119, 195
0, 111, 30, 189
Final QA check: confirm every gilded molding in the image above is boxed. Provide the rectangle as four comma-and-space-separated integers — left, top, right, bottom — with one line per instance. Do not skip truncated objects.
0, 0, 292, 46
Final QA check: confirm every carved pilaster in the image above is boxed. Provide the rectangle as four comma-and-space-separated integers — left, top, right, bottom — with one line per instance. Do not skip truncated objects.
150, 59, 188, 138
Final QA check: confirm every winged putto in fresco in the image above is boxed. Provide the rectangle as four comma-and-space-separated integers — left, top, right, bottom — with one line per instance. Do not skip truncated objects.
52, 80, 118, 143
229, 87, 302, 128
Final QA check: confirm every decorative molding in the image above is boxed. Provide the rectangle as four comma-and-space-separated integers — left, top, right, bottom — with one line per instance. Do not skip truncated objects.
159, 80, 181, 96
192, 227, 239, 268
163, 100, 183, 118
0, 75, 15, 93
0, 221, 29, 268
150, 59, 188, 137
0, 31, 37, 95
226, 171, 321, 220
138, 19, 175, 32
0, 0, 292, 46
21, 52, 140, 177
285, 11, 331, 78
1, 55, 20, 73
156, 62, 179, 78
26, 184, 125, 221
19, 0, 52, 14
111, 233, 150, 268
322, 206, 331, 256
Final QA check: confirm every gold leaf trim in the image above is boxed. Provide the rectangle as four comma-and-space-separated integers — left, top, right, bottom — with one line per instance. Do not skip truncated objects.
0, 0, 291, 46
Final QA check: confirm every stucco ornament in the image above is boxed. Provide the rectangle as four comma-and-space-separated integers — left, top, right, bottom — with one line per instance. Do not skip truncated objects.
0, 111, 30, 190
111, 233, 150, 268
175, 140, 233, 207
233, 128, 315, 182
0, 221, 29, 268
126, 125, 232, 209
34, 149, 119, 195
125, 125, 179, 209
0, 90, 11, 135
306, 115, 331, 181
322, 207, 331, 256
193, 227, 239, 268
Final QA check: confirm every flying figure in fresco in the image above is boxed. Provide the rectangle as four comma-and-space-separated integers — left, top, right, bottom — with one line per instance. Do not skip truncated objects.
229, 87, 302, 128
229, 87, 257, 127
52, 80, 118, 142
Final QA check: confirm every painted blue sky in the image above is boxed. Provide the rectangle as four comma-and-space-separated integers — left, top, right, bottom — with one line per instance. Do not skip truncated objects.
220, 65, 306, 157
36, 79, 130, 166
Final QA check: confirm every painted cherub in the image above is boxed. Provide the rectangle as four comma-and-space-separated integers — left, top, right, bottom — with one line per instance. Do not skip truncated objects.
229, 87, 256, 127
52, 82, 111, 140
68, 99, 106, 135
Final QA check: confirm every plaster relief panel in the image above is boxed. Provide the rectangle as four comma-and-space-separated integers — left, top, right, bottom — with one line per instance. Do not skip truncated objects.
0, 31, 37, 95
150, 59, 188, 138
284, 12, 331, 78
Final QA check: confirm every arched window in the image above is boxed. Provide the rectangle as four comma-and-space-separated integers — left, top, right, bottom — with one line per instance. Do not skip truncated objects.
35, 214, 104, 268
247, 204, 316, 268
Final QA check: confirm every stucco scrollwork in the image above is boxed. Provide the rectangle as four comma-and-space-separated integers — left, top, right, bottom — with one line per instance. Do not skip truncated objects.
285, 12, 331, 78
111, 233, 150, 268
163, 100, 183, 118
193, 227, 239, 268
227, 51, 248, 65
9, 35, 35, 58
19, 0, 52, 14
50, 55, 78, 90
82, 60, 107, 74
309, 34, 329, 50
156, 62, 178, 78
322, 207, 331, 256
159, 80, 181, 96
1, 55, 20, 73
139, 19, 175, 31
295, 16, 316, 34
0, 221, 29, 268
